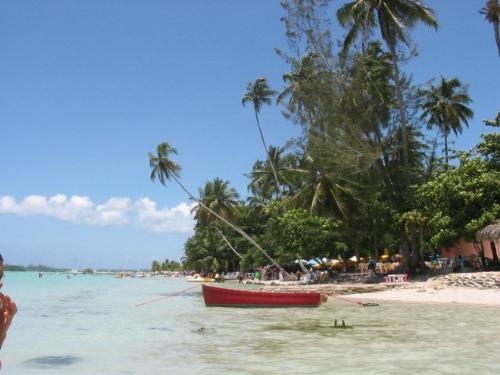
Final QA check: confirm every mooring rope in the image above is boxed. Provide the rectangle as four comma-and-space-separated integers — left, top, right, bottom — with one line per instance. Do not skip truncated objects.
331, 295, 363, 305
135, 285, 197, 307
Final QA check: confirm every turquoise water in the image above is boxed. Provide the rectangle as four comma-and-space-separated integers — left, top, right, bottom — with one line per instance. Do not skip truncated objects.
3, 272, 500, 374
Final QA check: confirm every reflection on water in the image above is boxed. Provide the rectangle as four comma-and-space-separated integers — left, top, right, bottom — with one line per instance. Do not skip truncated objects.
3, 272, 500, 374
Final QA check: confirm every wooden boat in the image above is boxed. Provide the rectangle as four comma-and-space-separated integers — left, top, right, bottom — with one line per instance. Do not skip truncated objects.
202, 283, 326, 307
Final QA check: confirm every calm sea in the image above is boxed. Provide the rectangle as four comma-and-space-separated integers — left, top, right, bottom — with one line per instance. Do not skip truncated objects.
2, 272, 500, 374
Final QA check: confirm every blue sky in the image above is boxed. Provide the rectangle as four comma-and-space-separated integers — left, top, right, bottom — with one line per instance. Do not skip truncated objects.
0, 1, 498, 269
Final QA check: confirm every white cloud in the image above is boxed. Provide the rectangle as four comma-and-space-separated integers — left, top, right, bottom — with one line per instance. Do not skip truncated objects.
0, 194, 195, 233
135, 198, 196, 233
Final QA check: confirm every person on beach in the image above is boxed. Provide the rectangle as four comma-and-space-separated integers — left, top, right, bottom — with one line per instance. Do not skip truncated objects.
368, 256, 377, 278
0, 254, 18, 368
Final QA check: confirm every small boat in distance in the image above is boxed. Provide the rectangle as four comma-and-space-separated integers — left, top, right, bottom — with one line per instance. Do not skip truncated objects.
202, 283, 326, 307
186, 274, 214, 283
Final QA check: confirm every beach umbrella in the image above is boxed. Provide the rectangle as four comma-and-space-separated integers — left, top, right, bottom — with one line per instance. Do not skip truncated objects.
307, 259, 321, 265
294, 259, 308, 264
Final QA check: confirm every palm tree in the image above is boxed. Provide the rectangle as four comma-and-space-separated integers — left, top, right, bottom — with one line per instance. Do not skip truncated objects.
248, 146, 296, 201
277, 53, 319, 119
420, 77, 474, 165
242, 78, 283, 199
287, 155, 354, 218
483, 112, 500, 127
193, 178, 243, 260
481, 0, 500, 56
149, 142, 285, 272
337, 0, 438, 190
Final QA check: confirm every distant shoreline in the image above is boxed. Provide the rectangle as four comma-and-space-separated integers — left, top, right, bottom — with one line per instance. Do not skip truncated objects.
4, 264, 69, 272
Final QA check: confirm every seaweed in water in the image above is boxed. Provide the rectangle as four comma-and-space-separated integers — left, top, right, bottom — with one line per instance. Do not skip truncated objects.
23, 355, 82, 368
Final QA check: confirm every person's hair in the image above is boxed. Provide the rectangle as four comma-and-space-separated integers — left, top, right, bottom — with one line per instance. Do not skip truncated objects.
0, 254, 3, 263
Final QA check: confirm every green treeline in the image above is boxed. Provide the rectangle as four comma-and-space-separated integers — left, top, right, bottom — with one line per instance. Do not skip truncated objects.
151, 259, 183, 272
150, 1, 500, 274
4, 264, 69, 272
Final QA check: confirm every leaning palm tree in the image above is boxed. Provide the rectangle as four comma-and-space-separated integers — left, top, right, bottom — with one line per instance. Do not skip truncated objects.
480, 0, 500, 56
337, 0, 438, 190
420, 77, 474, 165
149, 142, 284, 271
193, 178, 243, 260
242, 78, 283, 199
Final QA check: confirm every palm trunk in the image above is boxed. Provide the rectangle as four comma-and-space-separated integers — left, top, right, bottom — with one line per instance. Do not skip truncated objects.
388, 43, 420, 273
254, 111, 283, 199
215, 227, 243, 259
494, 20, 500, 57
171, 175, 287, 274
418, 222, 427, 268
444, 131, 449, 167
388, 44, 411, 192
491, 241, 499, 264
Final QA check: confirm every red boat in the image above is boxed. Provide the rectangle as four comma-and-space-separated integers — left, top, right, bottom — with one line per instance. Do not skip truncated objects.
202, 283, 326, 307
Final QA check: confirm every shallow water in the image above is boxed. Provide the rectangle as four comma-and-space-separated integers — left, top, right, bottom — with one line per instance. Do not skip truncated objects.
3, 272, 500, 374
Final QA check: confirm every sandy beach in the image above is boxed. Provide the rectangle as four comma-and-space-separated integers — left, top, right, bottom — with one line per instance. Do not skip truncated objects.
344, 286, 500, 306
260, 271, 500, 307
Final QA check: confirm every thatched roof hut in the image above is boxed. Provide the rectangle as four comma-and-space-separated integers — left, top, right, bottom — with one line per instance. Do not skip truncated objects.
477, 220, 500, 242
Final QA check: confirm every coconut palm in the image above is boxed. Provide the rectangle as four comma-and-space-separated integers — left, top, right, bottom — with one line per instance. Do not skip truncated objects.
149, 142, 284, 271
287, 155, 354, 218
480, 0, 500, 56
193, 178, 243, 260
337, 0, 438, 190
483, 112, 500, 127
242, 78, 283, 198
420, 77, 474, 165
248, 146, 296, 201
277, 53, 319, 118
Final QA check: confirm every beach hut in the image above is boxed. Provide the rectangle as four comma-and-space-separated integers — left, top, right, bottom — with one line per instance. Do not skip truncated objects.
476, 220, 500, 264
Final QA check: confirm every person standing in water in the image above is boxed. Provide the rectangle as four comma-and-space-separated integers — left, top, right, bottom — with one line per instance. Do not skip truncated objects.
0, 254, 17, 367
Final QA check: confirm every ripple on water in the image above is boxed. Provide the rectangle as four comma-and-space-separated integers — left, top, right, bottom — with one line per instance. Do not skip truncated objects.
23, 355, 82, 368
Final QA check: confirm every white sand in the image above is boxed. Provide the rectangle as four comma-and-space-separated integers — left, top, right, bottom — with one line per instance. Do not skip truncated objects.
344, 286, 500, 306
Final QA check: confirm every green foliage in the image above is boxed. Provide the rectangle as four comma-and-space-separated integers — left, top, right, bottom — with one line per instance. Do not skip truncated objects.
148, 142, 181, 186
242, 77, 277, 114
170, 1, 497, 275
4, 264, 26, 272
266, 208, 347, 263
151, 259, 182, 272
480, 0, 500, 56
419, 77, 474, 163
416, 156, 500, 248
476, 115, 500, 168
337, 0, 438, 53
247, 146, 299, 201
193, 177, 240, 225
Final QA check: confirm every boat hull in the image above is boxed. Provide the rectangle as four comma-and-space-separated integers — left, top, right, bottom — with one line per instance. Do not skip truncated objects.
202, 283, 324, 307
